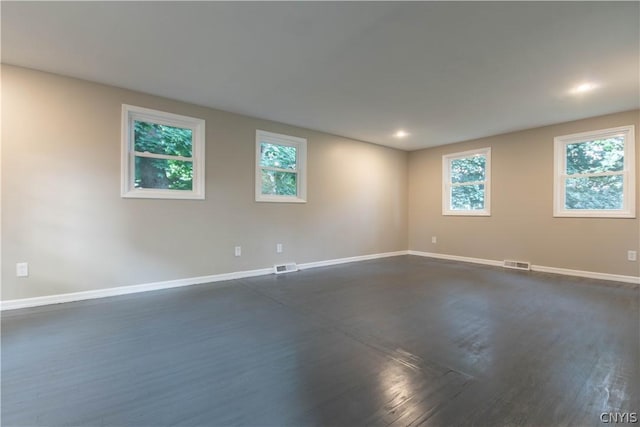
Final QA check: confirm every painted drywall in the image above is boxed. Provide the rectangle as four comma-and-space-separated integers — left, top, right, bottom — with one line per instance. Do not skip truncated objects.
3, 65, 638, 302
1, 65, 408, 300
409, 110, 640, 277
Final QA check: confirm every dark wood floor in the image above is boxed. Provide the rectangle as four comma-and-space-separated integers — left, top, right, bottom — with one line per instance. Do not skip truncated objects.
2, 256, 638, 426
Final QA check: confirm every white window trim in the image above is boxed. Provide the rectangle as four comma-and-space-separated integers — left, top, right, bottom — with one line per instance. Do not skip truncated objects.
121, 104, 205, 200
553, 125, 635, 218
442, 147, 491, 216
255, 130, 307, 203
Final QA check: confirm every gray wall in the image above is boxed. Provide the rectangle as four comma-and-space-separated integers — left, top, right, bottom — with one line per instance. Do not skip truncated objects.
408, 110, 640, 277
2, 65, 408, 300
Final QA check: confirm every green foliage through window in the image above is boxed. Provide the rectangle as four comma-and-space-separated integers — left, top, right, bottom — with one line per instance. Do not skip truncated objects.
260, 143, 297, 169
259, 142, 298, 196
261, 171, 297, 196
134, 157, 193, 190
451, 156, 486, 183
566, 137, 624, 175
448, 153, 487, 211
564, 138, 625, 210
451, 184, 485, 210
565, 175, 623, 210
133, 121, 194, 190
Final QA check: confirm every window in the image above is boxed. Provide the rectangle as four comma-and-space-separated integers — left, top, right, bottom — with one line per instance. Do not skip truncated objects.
442, 148, 491, 216
121, 105, 205, 199
554, 126, 635, 218
255, 130, 307, 203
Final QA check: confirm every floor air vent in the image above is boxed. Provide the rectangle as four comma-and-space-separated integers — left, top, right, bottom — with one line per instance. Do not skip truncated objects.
274, 263, 298, 274
503, 260, 531, 271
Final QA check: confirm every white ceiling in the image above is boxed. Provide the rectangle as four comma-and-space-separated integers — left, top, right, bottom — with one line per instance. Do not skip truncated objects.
2, 2, 639, 150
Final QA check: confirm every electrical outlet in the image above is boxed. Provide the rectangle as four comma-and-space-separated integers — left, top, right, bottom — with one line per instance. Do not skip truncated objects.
432, 236, 437, 244
234, 246, 241, 257
628, 250, 637, 261
276, 243, 283, 253
16, 262, 29, 278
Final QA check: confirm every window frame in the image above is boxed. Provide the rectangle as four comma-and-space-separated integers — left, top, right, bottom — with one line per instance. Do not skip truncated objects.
121, 104, 205, 200
255, 130, 307, 203
553, 125, 635, 218
442, 147, 491, 216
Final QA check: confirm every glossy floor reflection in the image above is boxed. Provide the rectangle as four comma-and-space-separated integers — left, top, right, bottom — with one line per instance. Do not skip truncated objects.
2, 256, 638, 426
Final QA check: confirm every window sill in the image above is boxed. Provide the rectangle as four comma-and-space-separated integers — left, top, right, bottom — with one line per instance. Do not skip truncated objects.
256, 195, 307, 203
442, 209, 490, 216
122, 189, 205, 200
553, 210, 635, 218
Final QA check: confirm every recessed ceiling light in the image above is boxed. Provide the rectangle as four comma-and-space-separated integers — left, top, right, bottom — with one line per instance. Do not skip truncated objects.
570, 82, 597, 94
394, 130, 409, 138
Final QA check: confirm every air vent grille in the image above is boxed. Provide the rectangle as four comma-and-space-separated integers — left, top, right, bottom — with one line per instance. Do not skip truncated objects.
503, 260, 531, 271
274, 263, 298, 274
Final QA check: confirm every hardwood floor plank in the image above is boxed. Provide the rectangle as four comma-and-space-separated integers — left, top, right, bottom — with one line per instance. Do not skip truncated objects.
2, 256, 638, 426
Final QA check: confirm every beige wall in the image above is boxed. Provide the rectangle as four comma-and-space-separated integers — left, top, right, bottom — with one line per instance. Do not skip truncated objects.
2, 65, 638, 302
1, 65, 408, 300
408, 110, 640, 277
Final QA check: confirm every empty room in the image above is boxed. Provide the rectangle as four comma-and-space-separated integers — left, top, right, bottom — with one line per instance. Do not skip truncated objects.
1, 2, 639, 426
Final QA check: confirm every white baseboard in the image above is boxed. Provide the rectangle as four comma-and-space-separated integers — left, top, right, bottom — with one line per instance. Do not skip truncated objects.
408, 250, 640, 285
408, 250, 503, 267
299, 250, 409, 270
0, 267, 273, 311
4, 249, 635, 311
529, 265, 640, 285
0, 250, 408, 311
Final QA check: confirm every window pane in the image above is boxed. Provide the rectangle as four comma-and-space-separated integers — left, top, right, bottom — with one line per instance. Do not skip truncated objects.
134, 121, 193, 157
260, 143, 297, 169
135, 156, 193, 190
451, 184, 485, 210
566, 137, 624, 175
261, 170, 297, 196
565, 175, 623, 210
451, 155, 486, 183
